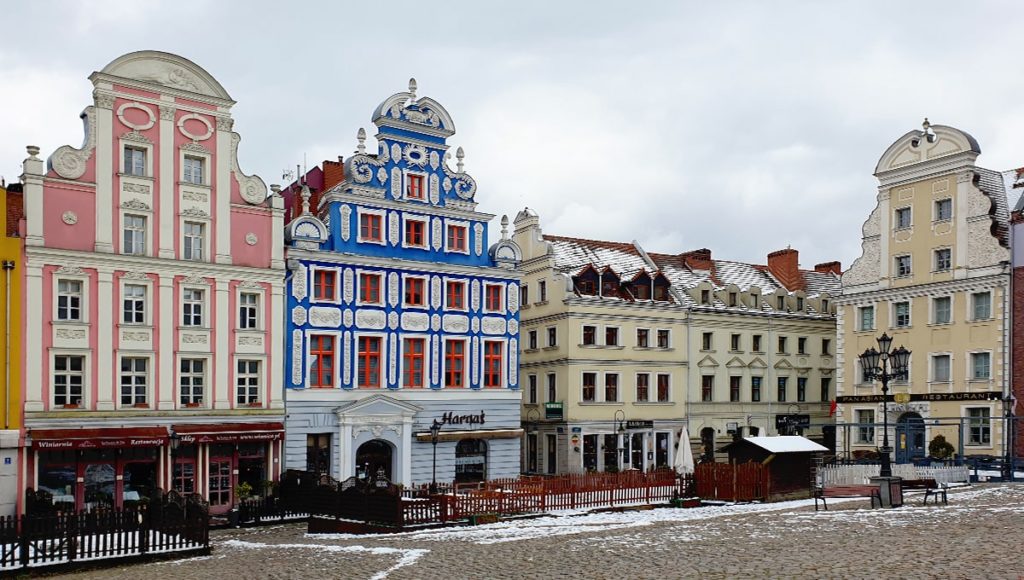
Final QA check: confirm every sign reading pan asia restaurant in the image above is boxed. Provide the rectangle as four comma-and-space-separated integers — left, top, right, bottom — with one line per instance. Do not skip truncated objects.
836, 391, 1003, 403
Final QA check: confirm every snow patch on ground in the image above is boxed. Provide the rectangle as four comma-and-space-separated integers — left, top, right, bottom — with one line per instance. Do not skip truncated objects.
221, 539, 428, 580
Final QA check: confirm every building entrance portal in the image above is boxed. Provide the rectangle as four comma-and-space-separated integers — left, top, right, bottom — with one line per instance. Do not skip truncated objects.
355, 439, 393, 481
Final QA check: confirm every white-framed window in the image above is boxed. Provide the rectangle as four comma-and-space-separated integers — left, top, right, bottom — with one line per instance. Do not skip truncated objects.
357, 271, 384, 306
634, 372, 649, 402
934, 198, 952, 222
932, 296, 951, 325
237, 359, 262, 404
402, 215, 429, 249
894, 206, 912, 230
53, 354, 85, 407
123, 284, 146, 325
183, 221, 205, 261
443, 337, 468, 388
239, 292, 259, 329
183, 155, 205, 185
582, 325, 597, 346
656, 373, 670, 402
57, 279, 83, 322
855, 409, 875, 443
402, 274, 428, 309
971, 291, 992, 321
934, 248, 951, 272
123, 145, 147, 176
547, 326, 557, 347
604, 326, 620, 346
894, 255, 912, 277
538, 280, 547, 303
931, 354, 951, 383
967, 407, 991, 446
311, 267, 339, 303
120, 356, 148, 406
357, 208, 386, 245
657, 329, 671, 349
182, 288, 204, 327
893, 301, 911, 328
527, 374, 537, 404
970, 352, 991, 380
858, 305, 875, 331
444, 278, 468, 311
604, 372, 620, 402
123, 214, 147, 256
445, 219, 470, 254
484, 283, 505, 314
179, 358, 205, 406
401, 335, 427, 388
528, 330, 537, 350
404, 171, 427, 201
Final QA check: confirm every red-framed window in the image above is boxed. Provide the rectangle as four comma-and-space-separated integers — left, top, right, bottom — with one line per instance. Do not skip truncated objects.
445, 339, 465, 387
313, 270, 336, 301
405, 219, 425, 247
485, 284, 503, 312
360, 273, 382, 304
309, 335, 335, 387
484, 341, 503, 388
403, 338, 425, 388
360, 213, 383, 242
446, 280, 466, 310
358, 336, 382, 388
407, 174, 425, 200
405, 277, 425, 306
447, 225, 467, 252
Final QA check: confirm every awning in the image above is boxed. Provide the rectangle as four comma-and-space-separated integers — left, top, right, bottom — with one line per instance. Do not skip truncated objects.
30, 427, 168, 450
414, 428, 523, 443
172, 422, 284, 443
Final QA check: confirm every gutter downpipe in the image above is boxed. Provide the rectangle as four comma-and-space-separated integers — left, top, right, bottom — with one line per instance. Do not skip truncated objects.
3, 260, 12, 429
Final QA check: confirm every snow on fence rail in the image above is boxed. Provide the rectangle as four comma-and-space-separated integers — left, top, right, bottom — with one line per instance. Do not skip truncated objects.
818, 464, 969, 487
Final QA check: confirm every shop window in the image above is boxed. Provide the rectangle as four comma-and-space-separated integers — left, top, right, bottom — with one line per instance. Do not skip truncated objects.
238, 442, 268, 496
173, 445, 197, 494
306, 434, 331, 475
455, 439, 487, 483
583, 434, 598, 472
603, 434, 618, 472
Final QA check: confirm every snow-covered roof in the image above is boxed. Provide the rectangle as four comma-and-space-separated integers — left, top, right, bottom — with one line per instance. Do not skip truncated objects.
740, 436, 829, 453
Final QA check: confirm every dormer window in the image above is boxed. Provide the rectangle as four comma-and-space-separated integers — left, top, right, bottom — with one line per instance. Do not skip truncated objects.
407, 174, 425, 200
601, 279, 618, 297
777, 296, 785, 310
796, 297, 804, 311
634, 284, 650, 300
701, 289, 710, 304
729, 293, 737, 307
578, 280, 596, 295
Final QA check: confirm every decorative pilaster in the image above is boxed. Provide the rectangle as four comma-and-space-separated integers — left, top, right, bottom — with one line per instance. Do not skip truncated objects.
158, 104, 176, 259
95, 268, 114, 410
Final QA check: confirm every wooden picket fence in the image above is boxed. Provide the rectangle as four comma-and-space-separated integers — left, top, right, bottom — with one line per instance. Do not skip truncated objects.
818, 464, 969, 487
694, 461, 768, 502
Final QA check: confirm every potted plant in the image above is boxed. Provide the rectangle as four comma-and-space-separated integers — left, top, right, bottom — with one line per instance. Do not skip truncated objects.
928, 434, 955, 461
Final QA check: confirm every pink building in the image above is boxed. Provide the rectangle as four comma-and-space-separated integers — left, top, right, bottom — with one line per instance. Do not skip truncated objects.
17, 51, 285, 515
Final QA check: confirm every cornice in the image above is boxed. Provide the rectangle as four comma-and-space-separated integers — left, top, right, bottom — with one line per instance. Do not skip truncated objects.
284, 247, 521, 280
319, 194, 494, 223
836, 272, 1009, 305
25, 246, 284, 282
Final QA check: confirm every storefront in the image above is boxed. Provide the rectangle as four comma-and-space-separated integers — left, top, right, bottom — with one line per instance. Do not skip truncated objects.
528, 420, 685, 475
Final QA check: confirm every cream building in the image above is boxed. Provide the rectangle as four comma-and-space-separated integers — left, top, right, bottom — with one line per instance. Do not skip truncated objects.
837, 121, 1010, 462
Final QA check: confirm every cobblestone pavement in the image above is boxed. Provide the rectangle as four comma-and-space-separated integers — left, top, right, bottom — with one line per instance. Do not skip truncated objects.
60, 484, 1024, 580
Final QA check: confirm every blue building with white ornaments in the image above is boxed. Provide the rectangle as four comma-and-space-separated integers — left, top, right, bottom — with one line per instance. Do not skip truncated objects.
282, 80, 523, 487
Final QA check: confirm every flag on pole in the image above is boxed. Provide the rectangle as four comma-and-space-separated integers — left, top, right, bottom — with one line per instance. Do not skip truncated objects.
829, 400, 838, 417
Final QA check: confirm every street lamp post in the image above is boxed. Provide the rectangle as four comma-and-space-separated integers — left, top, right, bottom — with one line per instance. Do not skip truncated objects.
169, 430, 181, 492
614, 410, 626, 469
858, 333, 911, 478
429, 419, 442, 494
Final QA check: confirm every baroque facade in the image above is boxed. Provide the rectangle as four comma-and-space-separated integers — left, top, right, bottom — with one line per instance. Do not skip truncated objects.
282, 80, 523, 487
837, 121, 1010, 462
18, 51, 285, 515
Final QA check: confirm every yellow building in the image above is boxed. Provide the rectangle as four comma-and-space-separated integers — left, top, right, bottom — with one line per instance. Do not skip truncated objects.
0, 183, 24, 516
837, 121, 1010, 462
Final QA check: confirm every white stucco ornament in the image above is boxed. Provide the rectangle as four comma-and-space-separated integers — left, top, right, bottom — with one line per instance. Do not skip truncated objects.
245, 232, 258, 246
62, 211, 78, 225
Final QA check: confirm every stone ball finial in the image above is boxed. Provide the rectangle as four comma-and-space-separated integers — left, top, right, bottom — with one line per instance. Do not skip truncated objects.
922, 117, 930, 131
409, 78, 417, 99
26, 145, 40, 158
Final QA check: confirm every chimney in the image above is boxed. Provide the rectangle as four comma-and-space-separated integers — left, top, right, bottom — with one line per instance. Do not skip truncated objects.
322, 158, 345, 192
767, 248, 804, 291
814, 261, 842, 275
680, 248, 712, 270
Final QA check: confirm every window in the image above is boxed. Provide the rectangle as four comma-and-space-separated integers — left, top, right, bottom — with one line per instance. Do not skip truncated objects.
124, 146, 146, 176
583, 325, 597, 346
484, 341, 503, 387
547, 327, 557, 347
635, 328, 649, 348
701, 376, 714, 402
120, 357, 148, 406
447, 224, 467, 252
359, 213, 383, 243
635, 373, 649, 402
538, 280, 547, 302
183, 222, 204, 261
700, 289, 710, 304
446, 280, 466, 310
179, 359, 204, 405
778, 336, 788, 354
796, 297, 804, 311
895, 255, 911, 277
729, 376, 741, 402
895, 207, 911, 229
777, 296, 786, 310
604, 373, 618, 402
934, 248, 951, 272
932, 354, 951, 382
183, 156, 204, 185
406, 174, 425, 200
53, 355, 84, 407
485, 284, 503, 312
894, 301, 911, 327
821, 299, 830, 313
656, 374, 670, 402
313, 270, 336, 301
520, 284, 529, 306
797, 337, 807, 354
237, 360, 261, 404
702, 332, 713, 351
730, 334, 740, 352
635, 283, 650, 300
935, 198, 952, 221
547, 373, 556, 402
751, 376, 762, 402
728, 292, 737, 307
971, 352, 991, 380
752, 335, 762, 352
797, 377, 807, 402
404, 277, 425, 307
859, 305, 875, 331
404, 218, 426, 248
359, 272, 382, 304
972, 292, 991, 320
182, 288, 204, 326
820, 377, 831, 402
444, 339, 465, 387
527, 375, 537, 404
358, 336, 382, 388
403, 338, 425, 388
123, 284, 146, 324
123, 214, 146, 255
582, 372, 596, 402
57, 279, 82, 321
605, 327, 619, 346
821, 338, 831, 355
933, 296, 951, 325
528, 330, 537, 350
856, 409, 875, 443
239, 292, 259, 329
777, 377, 788, 402
309, 335, 335, 387
306, 434, 331, 476
967, 408, 991, 445
657, 329, 670, 349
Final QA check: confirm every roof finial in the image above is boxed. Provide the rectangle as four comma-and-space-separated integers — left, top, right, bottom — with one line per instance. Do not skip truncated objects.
408, 78, 417, 101
922, 117, 930, 131
356, 127, 366, 154
500, 215, 509, 240
456, 146, 465, 173
300, 183, 311, 215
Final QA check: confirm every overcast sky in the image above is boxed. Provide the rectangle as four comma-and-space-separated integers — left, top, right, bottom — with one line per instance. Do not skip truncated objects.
2, 1, 1023, 270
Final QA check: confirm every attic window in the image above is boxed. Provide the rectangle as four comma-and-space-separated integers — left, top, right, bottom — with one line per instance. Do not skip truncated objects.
634, 284, 651, 300
601, 277, 618, 297
701, 289, 710, 304
821, 299, 829, 313
777, 296, 785, 310
653, 285, 669, 301
729, 293, 737, 307
578, 280, 596, 295
796, 297, 804, 311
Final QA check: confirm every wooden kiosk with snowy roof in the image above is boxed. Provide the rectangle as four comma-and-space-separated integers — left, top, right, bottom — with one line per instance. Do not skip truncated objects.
718, 436, 828, 500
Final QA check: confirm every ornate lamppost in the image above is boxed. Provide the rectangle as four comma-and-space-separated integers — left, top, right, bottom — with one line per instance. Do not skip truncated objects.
858, 333, 911, 478
169, 430, 181, 492
429, 419, 442, 494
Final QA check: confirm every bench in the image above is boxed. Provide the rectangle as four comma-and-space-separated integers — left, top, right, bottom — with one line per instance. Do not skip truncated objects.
901, 478, 947, 505
814, 485, 881, 511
